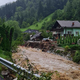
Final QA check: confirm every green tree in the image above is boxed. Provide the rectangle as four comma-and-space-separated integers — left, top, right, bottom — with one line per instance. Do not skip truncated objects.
5, 20, 21, 40
0, 23, 14, 51
21, 21, 27, 28
38, 1, 44, 19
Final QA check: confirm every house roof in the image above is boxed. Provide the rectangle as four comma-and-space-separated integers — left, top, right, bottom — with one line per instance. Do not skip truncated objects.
57, 20, 80, 28
30, 32, 42, 40
24, 29, 39, 33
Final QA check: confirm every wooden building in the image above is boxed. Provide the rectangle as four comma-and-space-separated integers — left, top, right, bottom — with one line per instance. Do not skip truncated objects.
51, 20, 80, 39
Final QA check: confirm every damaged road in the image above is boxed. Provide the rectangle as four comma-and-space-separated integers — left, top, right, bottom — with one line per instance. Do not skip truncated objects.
12, 46, 80, 80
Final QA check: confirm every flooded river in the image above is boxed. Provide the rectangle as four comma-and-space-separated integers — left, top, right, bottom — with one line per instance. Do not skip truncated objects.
12, 46, 80, 80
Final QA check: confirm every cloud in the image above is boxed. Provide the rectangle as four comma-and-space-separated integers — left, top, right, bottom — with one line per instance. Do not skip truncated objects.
0, 0, 16, 6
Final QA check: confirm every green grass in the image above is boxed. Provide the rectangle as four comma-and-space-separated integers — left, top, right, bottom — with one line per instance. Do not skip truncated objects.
20, 13, 54, 32
0, 49, 12, 60
0, 49, 12, 74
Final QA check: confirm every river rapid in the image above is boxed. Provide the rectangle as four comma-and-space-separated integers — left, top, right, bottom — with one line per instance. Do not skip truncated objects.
12, 46, 80, 80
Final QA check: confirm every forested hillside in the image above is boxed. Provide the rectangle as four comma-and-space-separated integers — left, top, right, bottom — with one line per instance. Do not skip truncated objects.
52, 0, 80, 21
0, 0, 68, 28
0, 0, 80, 31
21, 0, 80, 31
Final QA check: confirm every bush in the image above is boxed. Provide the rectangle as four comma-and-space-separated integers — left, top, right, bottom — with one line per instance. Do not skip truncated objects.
0, 49, 12, 61
65, 45, 69, 51
73, 50, 80, 63
69, 45, 80, 50
55, 50, 61, 54
24, 34, 30, 41
12, 35, 24, 52
57, 44, 65, 47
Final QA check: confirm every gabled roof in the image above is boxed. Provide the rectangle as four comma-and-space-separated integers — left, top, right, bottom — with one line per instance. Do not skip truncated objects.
57, 20, 80, 28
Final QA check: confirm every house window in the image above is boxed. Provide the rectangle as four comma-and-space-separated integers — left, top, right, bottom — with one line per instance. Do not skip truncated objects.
68, 31, 72, 34
76, 32, 79, 35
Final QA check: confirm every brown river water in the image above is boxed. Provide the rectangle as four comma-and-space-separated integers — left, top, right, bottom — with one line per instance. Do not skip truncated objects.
12, 46, 80, 80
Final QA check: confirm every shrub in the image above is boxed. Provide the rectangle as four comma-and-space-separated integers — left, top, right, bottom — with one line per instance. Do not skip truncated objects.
69, 45, 80, 50
65, 45, 69, 51
55, 50, 61, 54
24, 34, 30, 41
57, 44, 65, 47
0, 49, 12, 61
73, 50, 80, 63
36, 24, 38, 27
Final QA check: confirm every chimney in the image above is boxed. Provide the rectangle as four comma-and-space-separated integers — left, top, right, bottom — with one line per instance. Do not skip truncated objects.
72, 22, 74, 26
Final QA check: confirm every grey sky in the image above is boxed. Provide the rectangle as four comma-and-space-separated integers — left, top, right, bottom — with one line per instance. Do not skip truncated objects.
0, 0, 16, 6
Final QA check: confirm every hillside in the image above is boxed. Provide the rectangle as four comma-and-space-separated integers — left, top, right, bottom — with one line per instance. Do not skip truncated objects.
0, 0, 80, 32
21, 0, 80, 31
20, 13, 54, 31
51, 0, 80, 21
0, 0, 68, 28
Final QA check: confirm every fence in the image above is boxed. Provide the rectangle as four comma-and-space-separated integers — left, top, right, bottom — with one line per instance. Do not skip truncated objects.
0, 57, 40, 79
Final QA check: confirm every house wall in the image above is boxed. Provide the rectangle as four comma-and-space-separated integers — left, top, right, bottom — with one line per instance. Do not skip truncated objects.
73, 28, 80, 36
63, 28, 80, 36
64, 28, 73, 34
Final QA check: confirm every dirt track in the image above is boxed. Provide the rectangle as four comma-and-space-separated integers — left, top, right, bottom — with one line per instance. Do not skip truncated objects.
12, 46, 80, 80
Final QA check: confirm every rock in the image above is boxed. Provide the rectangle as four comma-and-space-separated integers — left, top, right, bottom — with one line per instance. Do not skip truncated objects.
1, 70, 9, 76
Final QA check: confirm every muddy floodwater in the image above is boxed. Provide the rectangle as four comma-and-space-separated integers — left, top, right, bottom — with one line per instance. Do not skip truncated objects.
12, 46, 80, 80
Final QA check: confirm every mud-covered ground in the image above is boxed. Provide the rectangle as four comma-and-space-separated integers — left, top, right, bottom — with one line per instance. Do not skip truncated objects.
12, 46, 80, 80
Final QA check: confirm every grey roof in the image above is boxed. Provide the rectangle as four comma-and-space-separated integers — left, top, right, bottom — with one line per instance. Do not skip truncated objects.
57, 20, 80, 28
24, 29, 39, 33
30, 32, 42, 40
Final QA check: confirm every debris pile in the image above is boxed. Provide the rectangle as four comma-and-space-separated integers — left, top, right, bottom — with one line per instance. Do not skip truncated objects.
24, 40, 55, 52
1, 70, 16, 80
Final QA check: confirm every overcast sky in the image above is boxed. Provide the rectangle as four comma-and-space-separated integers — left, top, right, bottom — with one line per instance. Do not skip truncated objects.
0, 0, 16, 6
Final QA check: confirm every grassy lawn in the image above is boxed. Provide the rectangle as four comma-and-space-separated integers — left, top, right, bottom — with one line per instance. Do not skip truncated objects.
20, 13, 54, 32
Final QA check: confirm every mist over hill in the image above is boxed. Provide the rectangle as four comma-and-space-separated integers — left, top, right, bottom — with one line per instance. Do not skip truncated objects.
0, 0, 16, 6
0, 0, 80, 31
0, 0, 68, 28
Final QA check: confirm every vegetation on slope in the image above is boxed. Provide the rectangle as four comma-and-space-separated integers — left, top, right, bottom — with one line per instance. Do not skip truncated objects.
51, 0, 80, 21
0, 0, 68, 28
20, 13, 54, 31
21, 0, 80, 31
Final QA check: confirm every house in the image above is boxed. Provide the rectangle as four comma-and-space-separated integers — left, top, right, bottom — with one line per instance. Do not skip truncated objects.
51, 20, 80, 38
24, 29, 39, 34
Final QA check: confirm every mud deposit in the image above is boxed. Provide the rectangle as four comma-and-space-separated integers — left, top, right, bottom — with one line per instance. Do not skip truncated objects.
12, 46, 80, 80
